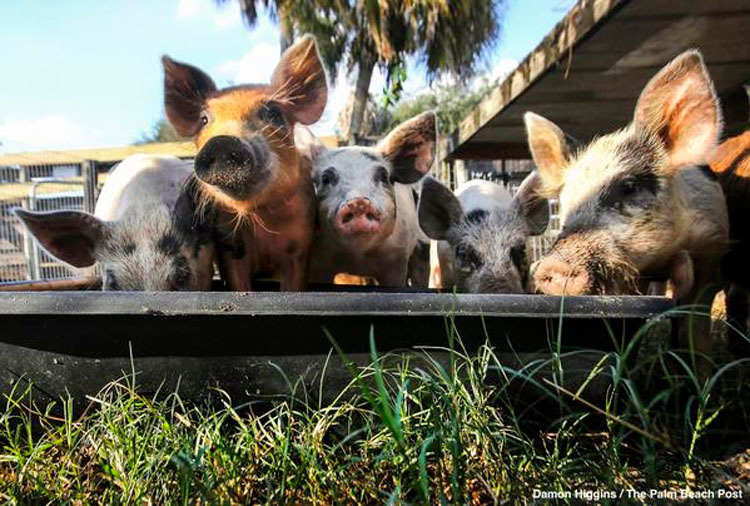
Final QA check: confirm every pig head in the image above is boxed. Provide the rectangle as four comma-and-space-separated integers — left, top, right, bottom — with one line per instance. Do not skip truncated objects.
527, 50, 729, 363
529, 50, 728, 298
163, 35, 326, 291
298, 112, 437, 287
419, 173, 549, 293
15, 155, 215, 291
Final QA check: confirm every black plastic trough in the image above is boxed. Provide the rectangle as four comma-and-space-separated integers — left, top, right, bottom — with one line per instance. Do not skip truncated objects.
0, 291, 674, 411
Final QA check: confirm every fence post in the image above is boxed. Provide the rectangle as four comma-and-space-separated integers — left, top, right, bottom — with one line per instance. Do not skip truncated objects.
21, 198, 39, 280
82, 160, 98, 213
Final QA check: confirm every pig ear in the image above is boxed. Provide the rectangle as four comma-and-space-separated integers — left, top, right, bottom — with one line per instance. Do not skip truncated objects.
512, 171, 550, 235
270, 34, 328, 125
162, 55, 217, 137
524, 112, 571, 194
294, 124, 327, 165
14, 209, 106, 268
378, 111, 437, 184
634, 50, 721, 169
418, 177, 464, 241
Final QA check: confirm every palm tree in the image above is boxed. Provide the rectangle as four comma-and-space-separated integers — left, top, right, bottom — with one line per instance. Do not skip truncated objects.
214, 0, 294, 53
215, 0, 503, 143
289, 0, 503, 144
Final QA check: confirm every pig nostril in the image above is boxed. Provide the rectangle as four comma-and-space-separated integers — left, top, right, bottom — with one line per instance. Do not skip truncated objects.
366, 213, 377, 221
341, 212, 354, 224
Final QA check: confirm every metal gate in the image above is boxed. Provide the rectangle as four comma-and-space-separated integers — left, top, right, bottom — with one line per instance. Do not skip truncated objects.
0, 161, 98, 283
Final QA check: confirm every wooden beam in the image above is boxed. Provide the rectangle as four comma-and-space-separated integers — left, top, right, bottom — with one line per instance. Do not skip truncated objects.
447, 142, 531, 161
451, 0, 627, 150
443, 0, 750, 163
0, 142, 197, 166
0, 137, 340, 167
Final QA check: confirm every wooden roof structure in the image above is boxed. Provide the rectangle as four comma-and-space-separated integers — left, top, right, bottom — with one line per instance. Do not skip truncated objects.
0, 142, 197, 166
446, 0, 750, 161
0, 137, 340, 166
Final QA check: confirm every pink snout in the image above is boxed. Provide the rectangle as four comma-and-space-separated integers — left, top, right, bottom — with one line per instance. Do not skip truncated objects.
533, 256, 591, 295
334, 198, 382, 235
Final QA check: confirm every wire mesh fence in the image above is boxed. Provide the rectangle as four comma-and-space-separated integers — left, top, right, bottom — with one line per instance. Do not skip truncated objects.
0, 162, 98, 284
529, 198, 560, 263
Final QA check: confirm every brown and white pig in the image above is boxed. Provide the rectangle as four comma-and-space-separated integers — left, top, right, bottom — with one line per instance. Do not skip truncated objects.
15, 154, 216, 291
709, 131, 750, 353
418, 173, 549, 293
296, 112, 437, 287
162, 35, 326, 291
528, 50, 729, 360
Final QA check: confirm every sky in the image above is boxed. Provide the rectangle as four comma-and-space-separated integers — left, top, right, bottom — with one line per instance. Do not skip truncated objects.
0, 0, 572, 153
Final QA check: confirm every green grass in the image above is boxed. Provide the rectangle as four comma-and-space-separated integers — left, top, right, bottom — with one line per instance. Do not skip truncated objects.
1, 310, 750, 504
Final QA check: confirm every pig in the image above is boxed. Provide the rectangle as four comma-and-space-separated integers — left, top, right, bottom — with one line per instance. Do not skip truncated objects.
709, 131, 750, 353
295, 111, 437, 287
418, 173, 549, 293
528, 50, 729, 361
15, 154, 215, 291
162, 34, 326, 291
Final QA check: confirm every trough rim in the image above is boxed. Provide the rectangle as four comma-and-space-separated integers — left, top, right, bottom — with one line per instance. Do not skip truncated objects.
0, 291, 674, 319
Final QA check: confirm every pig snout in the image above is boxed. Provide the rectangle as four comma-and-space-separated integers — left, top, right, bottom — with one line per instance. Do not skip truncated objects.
532, 256, 591, 295
334, 198, 383, 235
194, 135, 271, 199
477, 275, 524, 294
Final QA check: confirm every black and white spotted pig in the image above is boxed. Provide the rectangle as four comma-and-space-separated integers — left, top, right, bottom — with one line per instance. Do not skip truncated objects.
16, 154, 215, 291
296, 111, 436, 287
418, 173, 549, 293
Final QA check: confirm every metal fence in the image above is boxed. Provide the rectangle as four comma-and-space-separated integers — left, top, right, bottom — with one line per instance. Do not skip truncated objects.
0, 161, 98, 284
528, 199, 560, 262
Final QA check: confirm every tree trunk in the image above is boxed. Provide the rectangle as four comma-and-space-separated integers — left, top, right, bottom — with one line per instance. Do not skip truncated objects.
347, 56, 375, 145
278, 2, 294, 54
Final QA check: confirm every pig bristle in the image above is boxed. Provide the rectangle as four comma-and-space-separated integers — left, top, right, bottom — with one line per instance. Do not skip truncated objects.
186, 175, 220, 226
588, 255, 640, 295
267, 75, 298, 105
190, 143, 299, 240
191, 148, 285, 218
267, 47, 325, 109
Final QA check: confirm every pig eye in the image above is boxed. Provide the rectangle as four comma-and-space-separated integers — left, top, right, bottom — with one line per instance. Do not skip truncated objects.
620, 178, 638, 196
374, 166, 390, 185
602, 175, 652, 210
199, 111, 210, 127
104, 270, 119, 291
258, 102, 285, 127
320, 167, 339, 187
510, 244, 527, 272
456, 244, 482, 273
